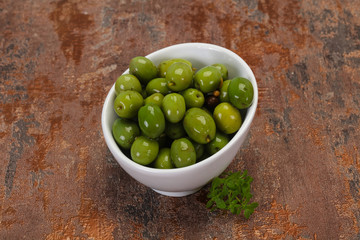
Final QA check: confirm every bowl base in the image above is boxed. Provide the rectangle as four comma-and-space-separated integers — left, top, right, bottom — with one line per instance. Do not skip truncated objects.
152, 187, 202, 197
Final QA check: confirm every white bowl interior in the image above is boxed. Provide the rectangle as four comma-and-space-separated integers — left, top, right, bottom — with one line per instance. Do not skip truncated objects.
101, 43, 258, 196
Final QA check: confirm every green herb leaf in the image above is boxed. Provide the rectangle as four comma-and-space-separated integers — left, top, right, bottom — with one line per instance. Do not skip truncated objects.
215, 198, 227, 209
206, 199, 214, 208
206, 170, 258, 219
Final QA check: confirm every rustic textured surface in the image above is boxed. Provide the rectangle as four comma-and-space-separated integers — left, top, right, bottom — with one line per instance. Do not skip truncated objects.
1, 0, 360, 239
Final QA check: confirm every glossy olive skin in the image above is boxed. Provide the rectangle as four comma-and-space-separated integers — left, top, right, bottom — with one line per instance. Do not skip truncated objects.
212, 63, 228, 80
181, 88, 205, 108
114, 90, 143, 119
130, 136, 159, 165
153, 148, 174, 169
194, 66, 222, 93
165, 121, 186, 139
183, 108, 216, 144
206, 131, 230, 155
138, 103, 166, 139
158, 58, 193, 78
129, 56, 158, 84
166, 62, 193, 91
112, 118, 140, 149
219, 80, 231, 102
115, 74, 142, 95
144, 92, 164, 107
228, 77, 254, 109
162, 93, 186, 123
145, 78, 171, 95
170, 138, 196, 168
213, 102, 242, 134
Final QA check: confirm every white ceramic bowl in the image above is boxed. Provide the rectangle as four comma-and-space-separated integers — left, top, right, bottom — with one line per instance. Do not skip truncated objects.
101, 43, 258, 197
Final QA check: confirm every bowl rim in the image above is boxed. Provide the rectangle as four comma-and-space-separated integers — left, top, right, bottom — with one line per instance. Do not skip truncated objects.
101, 42, 258, 175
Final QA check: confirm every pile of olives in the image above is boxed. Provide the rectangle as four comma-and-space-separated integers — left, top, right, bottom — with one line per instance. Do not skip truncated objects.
112, 56, 254, 169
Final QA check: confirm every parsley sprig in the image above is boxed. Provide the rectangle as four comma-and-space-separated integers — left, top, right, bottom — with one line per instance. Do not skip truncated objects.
206, 170, 258, 219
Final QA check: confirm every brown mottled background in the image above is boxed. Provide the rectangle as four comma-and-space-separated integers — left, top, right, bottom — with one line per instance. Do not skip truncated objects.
1, 0, 359, 239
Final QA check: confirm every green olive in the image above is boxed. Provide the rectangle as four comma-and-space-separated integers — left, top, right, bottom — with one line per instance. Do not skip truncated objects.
113, 90, 143, 119
145, 78, 171, 95
183, 108, 216, 144
219, 80, 231, 102
115, 74, 142, 95
165, 121, 186, 139
181, 88, 205, 108
138, 103, 165, 139
153, 148, 174, 169
112, 57, 248, 169
161, 93, 186, 123
158, 58, 192, 78
212, 63, 228, 80
166, 62, 193, 91
170, 138, 196, 168
112, 118, 140, 149
130, 136, 159, 165
144, 92, 164, 107
206, 132, 230, 155
228, 77, 254, 109
213, 102, 242, 134
129, 56, 158, 84
194, 66, 222, 93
